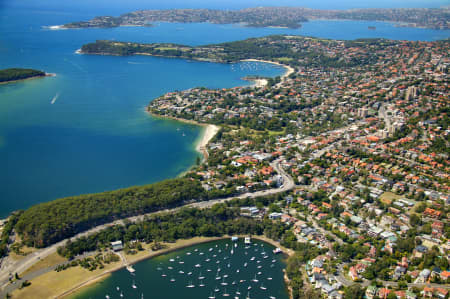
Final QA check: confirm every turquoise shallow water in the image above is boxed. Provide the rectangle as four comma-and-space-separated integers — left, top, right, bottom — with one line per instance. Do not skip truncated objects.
0, 1, 448, 217
72, 238, 289, 299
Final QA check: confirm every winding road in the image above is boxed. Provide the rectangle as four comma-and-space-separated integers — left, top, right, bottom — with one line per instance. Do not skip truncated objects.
0, 158, 294, 295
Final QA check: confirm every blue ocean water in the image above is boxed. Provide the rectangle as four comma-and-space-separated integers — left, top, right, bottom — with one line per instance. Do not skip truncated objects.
0, 1, 449, 217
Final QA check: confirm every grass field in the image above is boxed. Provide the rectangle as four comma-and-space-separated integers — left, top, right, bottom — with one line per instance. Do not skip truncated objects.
379, 191, 402, 204
21, 252, 67, 276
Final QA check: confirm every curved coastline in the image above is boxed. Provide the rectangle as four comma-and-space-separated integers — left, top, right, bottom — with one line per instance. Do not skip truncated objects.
240, 59, 294, 81
146, 111, 219, 161
7, 59, 291, 299
56, 235, 292, 298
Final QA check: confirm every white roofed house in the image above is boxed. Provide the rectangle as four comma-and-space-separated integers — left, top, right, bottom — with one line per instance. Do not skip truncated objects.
111, 240, 123, 251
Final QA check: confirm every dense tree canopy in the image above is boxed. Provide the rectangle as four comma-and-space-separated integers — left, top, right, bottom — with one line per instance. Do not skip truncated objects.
0, 68, 45, 83
15, 178, 206, 247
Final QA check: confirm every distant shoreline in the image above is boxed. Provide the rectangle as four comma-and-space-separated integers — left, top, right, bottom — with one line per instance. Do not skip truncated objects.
241, 59, 294, 81
0, 73, 55, 85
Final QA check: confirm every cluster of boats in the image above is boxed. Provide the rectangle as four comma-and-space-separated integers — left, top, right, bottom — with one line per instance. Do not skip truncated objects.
106, 239, 282, 299
156, 240, 279, 298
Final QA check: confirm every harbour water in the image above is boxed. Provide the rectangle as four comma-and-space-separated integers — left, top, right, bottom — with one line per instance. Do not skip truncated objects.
71, 238, 289, 299
0, 0, 448, 217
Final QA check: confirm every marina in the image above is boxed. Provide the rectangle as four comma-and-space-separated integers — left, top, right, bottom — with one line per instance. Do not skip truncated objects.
72, 238, 288, 299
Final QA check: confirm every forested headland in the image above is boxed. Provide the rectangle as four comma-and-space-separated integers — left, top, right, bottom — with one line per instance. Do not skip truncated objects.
81, 35, 386, 68
0, 68, 46, 83
56, 203, 324, 298
14, 178, 206, 248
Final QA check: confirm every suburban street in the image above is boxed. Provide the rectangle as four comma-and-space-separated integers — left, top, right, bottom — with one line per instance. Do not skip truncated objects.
0, 158, 294, 294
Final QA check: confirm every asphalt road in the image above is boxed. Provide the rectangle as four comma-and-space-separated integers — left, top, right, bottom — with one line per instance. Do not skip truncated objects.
0, 158, 294, 293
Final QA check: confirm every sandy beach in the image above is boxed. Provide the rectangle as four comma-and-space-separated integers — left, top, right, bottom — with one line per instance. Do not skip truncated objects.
196, 124, 219, 159
147, 111, 219, 160
241, 59, 295, 81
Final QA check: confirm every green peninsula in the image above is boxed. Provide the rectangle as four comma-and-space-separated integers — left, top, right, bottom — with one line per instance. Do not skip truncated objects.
80, 35, 379, 68
0, 68, 46, 83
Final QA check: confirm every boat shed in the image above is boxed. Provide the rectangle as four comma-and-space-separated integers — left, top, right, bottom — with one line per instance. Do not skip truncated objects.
111, 240, 123, 251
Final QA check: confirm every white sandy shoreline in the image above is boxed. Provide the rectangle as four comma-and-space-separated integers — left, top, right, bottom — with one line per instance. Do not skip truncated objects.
196, 124, 220, 159
241, 58, 295, 82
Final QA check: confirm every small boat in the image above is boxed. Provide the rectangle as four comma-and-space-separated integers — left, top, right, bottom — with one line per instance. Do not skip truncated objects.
223, 288, 230, 297
250, 257, 255, 261
198, 272, 205, 280
232, 281, 236, 285
186, 252, 191, 255
199, 280, 205, 287
116, 286, 120, 291
170, 277, 176, 282
231, 249, 234, 255
206, 258, 211, 262
257, 265, 262, 269
207, 269, 212, 272
227, 263, 230, 268
209, 292, 216, 299
157, 267, 162, 270
273, 248, 282, 254
252, 275, 258, 283
239, 279, 246, 283
162, 273, 167, 277
236, 269, 240, 273
169, 258, 175, 262
244, 263, 247, 267
168, 266, 173, 270
215, 286, 220, 292
186, 281, 195, 288
105, 295, 110, 299
234, 243, 237, 248
223, 274, 228, 278
187, 272, 192, 275
132, 280, 137, 289
257, 272, 262, 275
247, 286, 252, 290
195, 264, 201, 268
179, 270, 184, 274
271, 259, 276, 263
244, 237, 251, 244
221, 278, 228, 286
267, 277, 273, 280
179, 261, 184, 264
216, 276, 222, 280
246, 291, 251, 299
270, 296, 276, 299
120, 292, 123, 298
199, 252, 204, 255
209, 248, 213, 252
260, 284, 267, 290
127, 266, 136, 273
